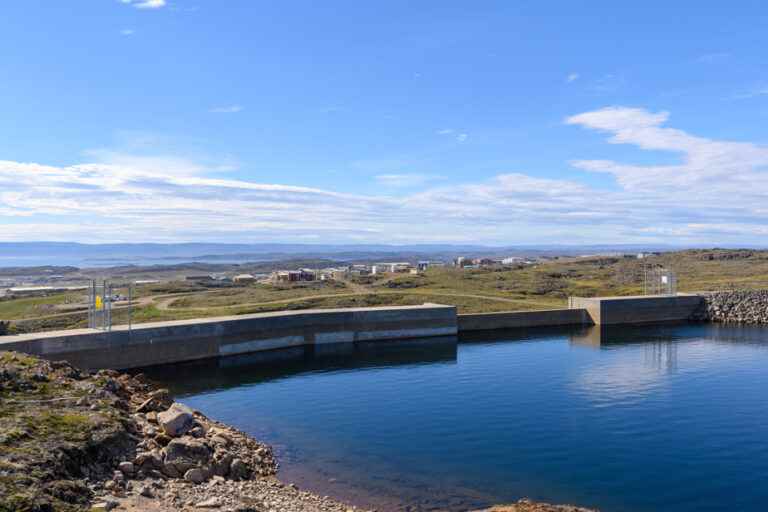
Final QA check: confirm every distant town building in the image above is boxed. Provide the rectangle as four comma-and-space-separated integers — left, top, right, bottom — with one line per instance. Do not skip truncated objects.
233, 274, 257, 284
185, 274, 214, 283
454, 256, 468, 267
6, 285, 88, 298
271, 269, 316, 283
416, 261, 445, 272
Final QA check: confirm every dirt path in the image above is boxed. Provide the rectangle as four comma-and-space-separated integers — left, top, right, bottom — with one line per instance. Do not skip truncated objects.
154, 289, 558, 312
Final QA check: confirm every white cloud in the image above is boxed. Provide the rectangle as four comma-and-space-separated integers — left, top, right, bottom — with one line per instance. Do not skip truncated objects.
437, 129, 467, 142
566, 72, 579, 83
565, 106, 768, 193
120, 29, 135, 36
2, 106, 768, 244
209, 105, 243, 114
120, 0, 166, 9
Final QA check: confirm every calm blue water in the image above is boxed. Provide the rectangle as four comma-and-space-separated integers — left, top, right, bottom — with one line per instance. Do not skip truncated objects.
143, 324, 768, 511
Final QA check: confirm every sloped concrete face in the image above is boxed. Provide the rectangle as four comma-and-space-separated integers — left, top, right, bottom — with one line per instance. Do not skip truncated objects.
0, 304, 458, 370
457, 308, 591, 331
569, 294, 704, 325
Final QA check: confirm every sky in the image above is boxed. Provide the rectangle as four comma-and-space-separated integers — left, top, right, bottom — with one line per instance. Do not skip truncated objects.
2, 1, 768, 246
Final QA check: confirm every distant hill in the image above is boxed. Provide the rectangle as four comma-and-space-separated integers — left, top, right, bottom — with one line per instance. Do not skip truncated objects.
0, 241, 688, 268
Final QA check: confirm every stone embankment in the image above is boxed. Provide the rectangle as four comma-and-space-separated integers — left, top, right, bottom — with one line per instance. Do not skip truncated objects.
0, 351, 597, 512
692, 290, 768, 324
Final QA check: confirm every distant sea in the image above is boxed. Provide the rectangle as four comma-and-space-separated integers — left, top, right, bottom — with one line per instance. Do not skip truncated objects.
0, 255, 266, 268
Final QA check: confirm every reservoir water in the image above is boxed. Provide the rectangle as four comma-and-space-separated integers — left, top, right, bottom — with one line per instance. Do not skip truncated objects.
142, 323, 768, 511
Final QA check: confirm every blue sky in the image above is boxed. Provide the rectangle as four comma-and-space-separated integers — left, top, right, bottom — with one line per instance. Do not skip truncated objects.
2, 1, 768, 244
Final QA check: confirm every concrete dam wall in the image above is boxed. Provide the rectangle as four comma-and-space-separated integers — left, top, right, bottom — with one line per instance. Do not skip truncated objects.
568, 294, 703, 325
0, 304, 457, 370
0, 294, 712, 370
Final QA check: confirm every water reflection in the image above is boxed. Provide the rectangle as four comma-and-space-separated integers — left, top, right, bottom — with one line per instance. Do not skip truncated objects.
571, 324, 680, 371
139, 336, 458, 397
136, 324, 768, 512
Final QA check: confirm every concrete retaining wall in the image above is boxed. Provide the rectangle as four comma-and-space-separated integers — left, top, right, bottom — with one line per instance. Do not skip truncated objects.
457, 308, 591, 331
0, 304, 457, 370
0, 294, 712, 370
569, 294, 703, 325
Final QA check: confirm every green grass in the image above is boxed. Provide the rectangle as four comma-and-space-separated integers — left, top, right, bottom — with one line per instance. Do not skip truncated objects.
0, 292, 84, 320
166, 281, 349, 309
20, 411, 93, 442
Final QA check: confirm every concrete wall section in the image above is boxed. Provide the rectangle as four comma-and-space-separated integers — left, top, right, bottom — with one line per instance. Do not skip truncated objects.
569, 294, 704, 325
0, 295, 710, 370
457, 308, 591, 331
0, 304, 457, 370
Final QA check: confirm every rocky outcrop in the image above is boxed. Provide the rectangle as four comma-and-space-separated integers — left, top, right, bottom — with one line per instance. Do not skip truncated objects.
692, 290, 768, 324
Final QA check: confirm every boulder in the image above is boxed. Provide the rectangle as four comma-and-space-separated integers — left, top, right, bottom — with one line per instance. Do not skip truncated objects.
195, 497, 222, 508
184, 467, 211, 484
157, 403, 195, 437
229, 458, 250, 480
134, 451, 162, 470
118, 461, 135, 476
135, 388, 173, 413
211, 452, 233, 477
162, 437, 211, 474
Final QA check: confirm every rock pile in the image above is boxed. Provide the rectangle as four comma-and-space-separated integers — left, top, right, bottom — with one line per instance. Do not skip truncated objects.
692, 290, 768, 324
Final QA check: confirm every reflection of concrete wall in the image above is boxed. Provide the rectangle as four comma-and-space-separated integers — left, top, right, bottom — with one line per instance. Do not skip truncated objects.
142, 337, 458, 397
458, 308, 591, 331
0, 304, 457, 370
569, 294, 703, 325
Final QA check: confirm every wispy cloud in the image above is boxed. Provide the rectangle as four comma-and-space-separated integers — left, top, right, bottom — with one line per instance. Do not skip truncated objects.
2, 106, 768, 244
437, 129, 468, 143
566, 72, 579, 83
119, 0, 167, 9
120, 29, 135, 36
209, 105, 243, 114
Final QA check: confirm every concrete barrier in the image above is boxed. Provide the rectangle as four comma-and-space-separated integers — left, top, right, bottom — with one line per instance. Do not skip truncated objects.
0, 294, 710, 370
568, 294, 703, 325
0, 304, 457, 370
457, 308, 591, 331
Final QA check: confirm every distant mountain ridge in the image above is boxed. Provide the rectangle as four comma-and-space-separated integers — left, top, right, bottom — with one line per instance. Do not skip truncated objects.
0, 241, 690, 268
0, 241, 680, 258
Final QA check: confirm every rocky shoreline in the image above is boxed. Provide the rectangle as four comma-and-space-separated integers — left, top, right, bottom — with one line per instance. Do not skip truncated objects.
692, 290, 768, 324
0, 351, 596, 512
